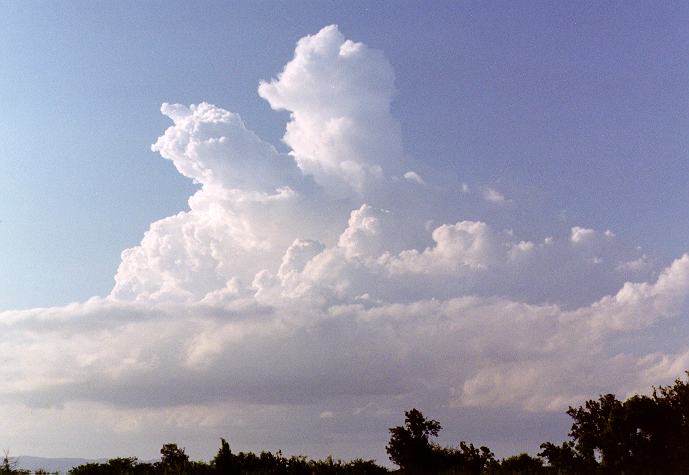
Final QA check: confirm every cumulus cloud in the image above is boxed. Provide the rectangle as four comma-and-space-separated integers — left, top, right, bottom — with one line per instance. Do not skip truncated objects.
482, 186, 509, 205
570, 226, 596, 244
151, 102, 302, 192
617, 254, 652, 274
2, 24, 688, 462
402, 171, 425, 185
258, 25, 405, 196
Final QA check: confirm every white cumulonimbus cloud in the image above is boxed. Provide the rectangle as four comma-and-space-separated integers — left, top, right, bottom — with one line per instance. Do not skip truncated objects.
258, 25, 405, 196
1, 25, 688, 460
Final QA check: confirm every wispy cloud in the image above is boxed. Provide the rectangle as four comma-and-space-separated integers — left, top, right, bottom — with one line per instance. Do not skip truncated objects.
482, 186, 510, 205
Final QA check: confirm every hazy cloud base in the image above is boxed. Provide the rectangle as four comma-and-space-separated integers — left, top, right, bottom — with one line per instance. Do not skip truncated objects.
2, 25, 688, 461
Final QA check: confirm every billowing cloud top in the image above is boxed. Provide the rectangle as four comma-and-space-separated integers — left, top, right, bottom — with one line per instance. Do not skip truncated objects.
2, 25, 688, 461
258, 25, 404, 195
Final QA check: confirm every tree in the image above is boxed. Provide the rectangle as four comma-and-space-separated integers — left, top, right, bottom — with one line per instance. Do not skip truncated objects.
433, 441, 496, 474
158, 444, 189, 475
538, 441, 588, 474
652, 372, 689, 470
562, 393, 679, 473
538, 375, 689, 474
0, 450, 28, 475
0, 451, 14, 475
212, 439, 237, 475
498, 453, 543, 473
386, 408, 442, 473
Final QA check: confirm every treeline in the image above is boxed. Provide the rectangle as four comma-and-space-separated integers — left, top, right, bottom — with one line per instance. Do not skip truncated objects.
68, 442, 387, 475
4, 372, 688, 474
387, 372, 689, 474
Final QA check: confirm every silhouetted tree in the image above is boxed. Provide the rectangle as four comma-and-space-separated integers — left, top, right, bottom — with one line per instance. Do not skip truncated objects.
69, 456, 156, 475
211, 438, 237, 474
432, 441, 496, 474
0, 450, 28, 475
537, 441, 587, 474
498, 453, 543, 474
0, 451, 14, 475
387, 408, 442, 473
537, 372, 689, 474
69, 440, 387, 475
652, 372, 689, 469
566, 392, 620, 467
158, 444, 189, 475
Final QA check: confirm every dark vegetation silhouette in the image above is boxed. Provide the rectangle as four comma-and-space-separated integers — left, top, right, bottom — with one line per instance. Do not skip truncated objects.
67, 442, 386, 475
386, 409, 495, 474
389, 374, 689, 473
2, 373, 686, 474
0, 449, 56, 475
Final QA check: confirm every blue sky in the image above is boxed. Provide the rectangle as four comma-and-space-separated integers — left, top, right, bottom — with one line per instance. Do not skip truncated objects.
1, 0, 689, 464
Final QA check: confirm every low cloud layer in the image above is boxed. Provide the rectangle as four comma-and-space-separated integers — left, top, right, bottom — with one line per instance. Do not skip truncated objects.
2, 25, 688, 461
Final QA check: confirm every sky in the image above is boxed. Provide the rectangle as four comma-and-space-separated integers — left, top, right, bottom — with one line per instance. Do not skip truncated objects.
1, 0, 689, 465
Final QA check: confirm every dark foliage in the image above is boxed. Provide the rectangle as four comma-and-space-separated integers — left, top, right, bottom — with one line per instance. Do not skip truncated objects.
386, 409, 496, 474
538, 372, 689, 474
386, 408, 442, 473
536, 442, 587, 474
69, 457, 157, 475
496, 453, 542, 474
0, 450, 30, 475
68, 439, 387, 475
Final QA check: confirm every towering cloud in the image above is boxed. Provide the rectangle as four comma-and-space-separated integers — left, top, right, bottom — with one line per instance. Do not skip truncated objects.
258, 25, 404, 195
1, 25, 688, 461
